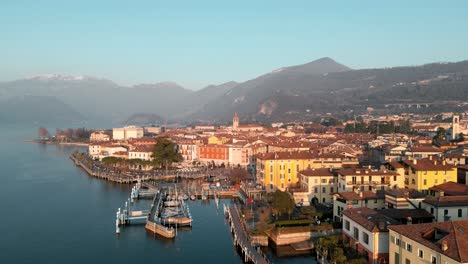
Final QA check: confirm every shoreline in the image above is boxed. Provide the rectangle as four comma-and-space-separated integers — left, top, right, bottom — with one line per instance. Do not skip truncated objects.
23, 139, 89, 147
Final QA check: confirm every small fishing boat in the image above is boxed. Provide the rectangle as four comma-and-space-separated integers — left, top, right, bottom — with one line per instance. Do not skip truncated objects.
190, 194, 196, 201
182, 194, 189, 200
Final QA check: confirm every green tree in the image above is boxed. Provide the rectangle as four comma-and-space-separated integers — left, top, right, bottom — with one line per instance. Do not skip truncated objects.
330, 248, 347, 264
433, 127, 446, 143
151, 137, 183, 171
458, 133, 465, 142
269, 190, 295, 219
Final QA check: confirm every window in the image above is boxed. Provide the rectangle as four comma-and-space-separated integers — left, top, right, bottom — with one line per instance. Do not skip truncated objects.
405, 258, 411, 264
280, 174, 284, 179
365, 199, 368, 205
363, 232, 369, 244
353, 227, 359, 240
412, 179, 415, 184
424, 179, 427, 185
431, 255, 437, 264
406, 243, 412, 252
390, 235, 395, 244
458, 209, 462, 217
444, 209, 448, 216
280, 183, 284, 189
395, 237, 400, 246
374, 199, 378, 203
288, 168, 291, 173
314, 187, 318, 193
431, 208, 434, 214
322, 187, 326, 193
330, 187, 334, 193
345, 220, 350, 231
418, 249, 424, 258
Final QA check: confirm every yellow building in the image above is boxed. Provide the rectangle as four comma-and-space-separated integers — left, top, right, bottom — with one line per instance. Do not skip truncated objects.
400, 157, 457, 194
207, 135, 231, 145
256, 151, 358, 192
388, 220, 468, 264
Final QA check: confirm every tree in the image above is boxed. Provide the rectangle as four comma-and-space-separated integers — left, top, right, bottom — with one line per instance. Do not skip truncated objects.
433, 127, 446, 143
229, 168, 249, 185
38, 127, 50, 139
269, 190, 295, 219
330, 248, 347, 264
458, 133, 465, 142
151, 137, 183, 171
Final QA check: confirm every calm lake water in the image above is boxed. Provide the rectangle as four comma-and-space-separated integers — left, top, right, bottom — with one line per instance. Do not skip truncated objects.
0, 125, 313, 264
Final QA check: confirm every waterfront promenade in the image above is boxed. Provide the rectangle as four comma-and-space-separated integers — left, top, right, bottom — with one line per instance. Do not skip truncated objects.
225, 204, 270, 264
70, 152, 228, 184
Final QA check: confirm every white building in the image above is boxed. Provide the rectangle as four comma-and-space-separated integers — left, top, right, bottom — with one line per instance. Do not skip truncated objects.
333, 190, 386, 223
177, 140, 199, 164
88, 143, 127, 160
112, 126, 144, 141
342, 207, 400, 264
128, 146, 153, 161
89, 130, 110, 142
228, 143, 250, 167
422, 196, 468, 222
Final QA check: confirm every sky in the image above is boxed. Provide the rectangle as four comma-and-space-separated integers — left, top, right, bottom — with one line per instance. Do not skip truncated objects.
1, 0, 468, 90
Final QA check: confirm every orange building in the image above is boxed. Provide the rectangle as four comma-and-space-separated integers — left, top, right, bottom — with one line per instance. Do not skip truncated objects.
198, 144, 229, 166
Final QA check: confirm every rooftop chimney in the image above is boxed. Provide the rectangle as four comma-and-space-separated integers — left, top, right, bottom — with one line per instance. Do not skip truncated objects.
429, 155, 433, 160
406, 216, 412, 225
359, 191, 363, 198
441, 240, 448, 251
414, 159, 417, 165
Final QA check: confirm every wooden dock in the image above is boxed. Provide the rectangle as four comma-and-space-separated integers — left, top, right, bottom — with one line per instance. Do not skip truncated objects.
225, 204, 270, 264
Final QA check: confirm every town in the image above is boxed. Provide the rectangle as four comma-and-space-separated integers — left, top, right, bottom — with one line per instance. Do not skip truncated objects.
39, 111, 468, 264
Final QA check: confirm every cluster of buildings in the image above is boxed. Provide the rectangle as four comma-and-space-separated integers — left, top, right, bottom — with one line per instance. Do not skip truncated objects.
85, 112, 468, 264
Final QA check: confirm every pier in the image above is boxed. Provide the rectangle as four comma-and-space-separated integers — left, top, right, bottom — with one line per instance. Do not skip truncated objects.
224, 204, 270, 264
145, 188, 177, 238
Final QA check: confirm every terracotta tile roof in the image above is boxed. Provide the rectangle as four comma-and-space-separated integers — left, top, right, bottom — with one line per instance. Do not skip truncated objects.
343, 207, 400, 232
429, 181, 468, 196
423, 196, 468, 207
379, 209, 434, 221
408, 146, 442, 153
257, 151, 315, 160
444, 153, 464, 158
385, 188, 426, 199
299, 168, 335, 177
130, 145, 154, 152
402, 158, 455, 171
388, 220, 468, 263
389, 161, 404, 169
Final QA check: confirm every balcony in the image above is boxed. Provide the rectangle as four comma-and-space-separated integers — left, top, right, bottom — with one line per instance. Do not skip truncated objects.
346, 181, 390, 186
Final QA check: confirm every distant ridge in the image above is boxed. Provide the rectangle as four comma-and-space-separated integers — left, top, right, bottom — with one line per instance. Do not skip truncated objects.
1, 57, 468, 124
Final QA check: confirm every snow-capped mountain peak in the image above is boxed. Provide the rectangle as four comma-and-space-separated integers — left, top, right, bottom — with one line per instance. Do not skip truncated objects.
26, 74, 90, 81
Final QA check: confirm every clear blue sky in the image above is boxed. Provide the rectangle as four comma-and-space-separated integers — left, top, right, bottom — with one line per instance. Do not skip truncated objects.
1, 0, 468, 90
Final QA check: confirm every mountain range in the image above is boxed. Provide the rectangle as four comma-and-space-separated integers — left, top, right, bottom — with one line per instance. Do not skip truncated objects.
1, 57, 467, 125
